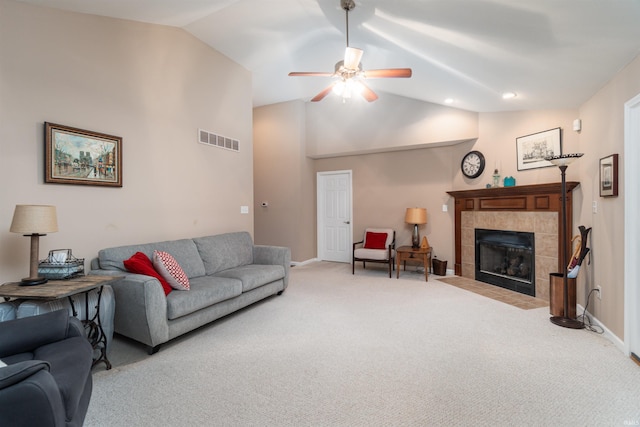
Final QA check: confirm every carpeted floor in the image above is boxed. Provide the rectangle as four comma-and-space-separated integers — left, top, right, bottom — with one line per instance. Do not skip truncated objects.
86, 262, 640, 426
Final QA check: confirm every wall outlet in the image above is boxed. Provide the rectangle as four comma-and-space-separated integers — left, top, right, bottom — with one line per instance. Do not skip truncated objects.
596, 285, 602, 300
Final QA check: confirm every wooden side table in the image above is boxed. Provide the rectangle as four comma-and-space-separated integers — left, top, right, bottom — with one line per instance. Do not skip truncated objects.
396, 246, 433, 282
0, 275, 122, 370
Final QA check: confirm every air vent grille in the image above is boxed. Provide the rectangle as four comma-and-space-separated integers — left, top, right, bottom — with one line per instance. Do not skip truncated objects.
198, 129, 239, 152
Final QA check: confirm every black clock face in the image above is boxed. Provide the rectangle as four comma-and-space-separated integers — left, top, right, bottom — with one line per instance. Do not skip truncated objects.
461, 151, 485, 178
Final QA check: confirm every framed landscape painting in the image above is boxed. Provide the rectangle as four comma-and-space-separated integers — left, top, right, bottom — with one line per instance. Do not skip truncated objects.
45, 122, 122, 187
516, 127, 562, 171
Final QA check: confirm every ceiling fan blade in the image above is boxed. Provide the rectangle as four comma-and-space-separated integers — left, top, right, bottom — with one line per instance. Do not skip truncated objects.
358, 81, 378, 102
364, 68, 412, 78
311, 83, 336, 102
344, 47, 363, 70
289, 72, 334, 77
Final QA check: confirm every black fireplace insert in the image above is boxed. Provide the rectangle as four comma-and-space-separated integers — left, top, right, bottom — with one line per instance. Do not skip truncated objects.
475, 228, 535, 296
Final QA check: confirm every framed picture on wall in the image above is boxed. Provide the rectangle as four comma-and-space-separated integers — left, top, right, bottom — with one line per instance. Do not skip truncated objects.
599, 154, 619, 197
45, 122, 122, 187
516, 127, 562, 171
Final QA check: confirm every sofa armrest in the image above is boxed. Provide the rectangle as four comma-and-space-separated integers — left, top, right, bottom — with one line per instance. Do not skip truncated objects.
0, 360, 50, 390
0, 310, 72, 357
108, 274, 169, 348
0, 362, 66, 427
253, 245, 291, 288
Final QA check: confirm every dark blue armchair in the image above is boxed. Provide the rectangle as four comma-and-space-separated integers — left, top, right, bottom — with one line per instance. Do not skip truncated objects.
0, 309, 93, 427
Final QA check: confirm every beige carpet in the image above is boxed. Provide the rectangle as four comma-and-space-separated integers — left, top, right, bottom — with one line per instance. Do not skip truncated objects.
437, 276, 549, 310
86, 262, 640, 426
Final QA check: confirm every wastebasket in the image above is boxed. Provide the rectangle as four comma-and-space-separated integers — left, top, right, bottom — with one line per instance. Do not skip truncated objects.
549, 272, 576, 318
432, 259, 447, 276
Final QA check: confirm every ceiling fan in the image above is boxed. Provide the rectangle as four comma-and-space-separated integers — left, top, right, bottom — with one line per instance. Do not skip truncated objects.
288, 0, 412, 102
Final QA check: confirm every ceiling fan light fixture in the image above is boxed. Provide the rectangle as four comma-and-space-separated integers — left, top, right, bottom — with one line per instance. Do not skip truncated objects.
344, 47, 363, 70
289, 0, 412, 102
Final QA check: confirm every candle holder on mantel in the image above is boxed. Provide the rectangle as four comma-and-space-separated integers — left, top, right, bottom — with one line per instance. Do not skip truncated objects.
545, 153, 584, 329
492, 169, 500, 188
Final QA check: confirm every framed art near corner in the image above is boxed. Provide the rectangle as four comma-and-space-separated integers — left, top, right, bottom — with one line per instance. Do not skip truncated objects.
516, 127, 562, 171
45, 122, 122, 187
599, 154, 618, 197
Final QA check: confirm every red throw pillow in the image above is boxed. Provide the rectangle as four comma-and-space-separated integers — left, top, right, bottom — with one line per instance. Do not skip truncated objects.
123, 251, 172, 296
364, 232, 388, 249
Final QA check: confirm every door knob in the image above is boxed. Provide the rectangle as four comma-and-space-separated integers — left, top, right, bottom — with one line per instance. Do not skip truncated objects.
344, 220, 350, 224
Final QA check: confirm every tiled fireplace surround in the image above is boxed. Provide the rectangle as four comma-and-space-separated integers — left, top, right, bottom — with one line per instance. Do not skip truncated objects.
448, 183, 579, 302
461, 210, 557, 300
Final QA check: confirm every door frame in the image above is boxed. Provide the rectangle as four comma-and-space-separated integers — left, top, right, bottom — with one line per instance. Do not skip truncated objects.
317, 170, 353, 262
624, 92, 640, 358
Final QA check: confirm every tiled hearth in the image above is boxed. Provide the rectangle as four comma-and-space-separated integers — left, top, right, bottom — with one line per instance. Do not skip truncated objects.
460, 211, 558, 301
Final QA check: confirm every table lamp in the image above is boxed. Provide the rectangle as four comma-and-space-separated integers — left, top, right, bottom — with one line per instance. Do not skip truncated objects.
10, 204, 58, 286
405, 207, 427, 249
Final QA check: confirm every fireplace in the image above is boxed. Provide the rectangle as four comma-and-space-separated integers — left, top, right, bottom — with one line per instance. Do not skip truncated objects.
475, 229, 535, 296
447, 182, 580, 302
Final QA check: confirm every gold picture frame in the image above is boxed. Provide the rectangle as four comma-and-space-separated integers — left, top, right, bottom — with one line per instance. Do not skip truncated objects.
45, 122, 122, 187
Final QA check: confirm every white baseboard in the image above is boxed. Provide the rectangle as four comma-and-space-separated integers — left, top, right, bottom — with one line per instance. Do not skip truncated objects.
291, 258, 321, 267
577, 304, 625, 354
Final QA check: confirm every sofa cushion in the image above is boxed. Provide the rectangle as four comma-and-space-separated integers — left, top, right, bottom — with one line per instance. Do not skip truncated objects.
165, 276, 242, 320
214, 264, 285, 292
153, 251, 190, 291
99, 239, 206, 279
124, 252, 172, 296
193, 232, 254, 275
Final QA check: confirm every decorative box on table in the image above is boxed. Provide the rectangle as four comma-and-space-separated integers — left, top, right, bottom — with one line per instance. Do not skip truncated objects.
38, 249, 84, 280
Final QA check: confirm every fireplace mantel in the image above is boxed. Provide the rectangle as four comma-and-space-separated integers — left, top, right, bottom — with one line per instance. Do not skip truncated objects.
447, 182, 579, 276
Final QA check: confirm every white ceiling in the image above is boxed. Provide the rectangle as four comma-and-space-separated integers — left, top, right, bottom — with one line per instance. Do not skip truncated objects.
17, 0, 640, 112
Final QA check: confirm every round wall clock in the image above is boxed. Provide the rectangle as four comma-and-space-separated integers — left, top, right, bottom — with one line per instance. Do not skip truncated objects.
461, 150, 486, 178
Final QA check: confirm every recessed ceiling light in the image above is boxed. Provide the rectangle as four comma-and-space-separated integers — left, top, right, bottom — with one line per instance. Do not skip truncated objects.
502, 92, 517, 100
444, 98, 454, 104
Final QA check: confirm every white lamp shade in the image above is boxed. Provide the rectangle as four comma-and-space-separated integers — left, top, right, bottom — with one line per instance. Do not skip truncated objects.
405, 207, 427, 225
10, 205, 58, 234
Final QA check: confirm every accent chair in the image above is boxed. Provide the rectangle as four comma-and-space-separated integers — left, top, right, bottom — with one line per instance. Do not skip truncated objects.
352, 228, 396, 278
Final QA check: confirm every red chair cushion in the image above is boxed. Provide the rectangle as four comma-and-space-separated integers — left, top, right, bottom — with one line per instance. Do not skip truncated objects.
364, 232, 388, 249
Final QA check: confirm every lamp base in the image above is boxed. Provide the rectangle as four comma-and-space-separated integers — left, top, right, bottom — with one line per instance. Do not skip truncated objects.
19, 276, 48, 286
412, 224, 420, 249
550, 316, 584, 329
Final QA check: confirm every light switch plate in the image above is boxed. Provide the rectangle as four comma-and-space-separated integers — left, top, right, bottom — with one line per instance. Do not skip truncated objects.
240, 206, 249, 214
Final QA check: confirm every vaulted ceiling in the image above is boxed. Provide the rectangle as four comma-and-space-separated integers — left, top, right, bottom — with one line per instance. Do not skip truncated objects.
16, 0, 640, 112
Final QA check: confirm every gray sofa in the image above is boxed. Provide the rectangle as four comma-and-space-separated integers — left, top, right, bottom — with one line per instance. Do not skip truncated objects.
90, 232, 290, 354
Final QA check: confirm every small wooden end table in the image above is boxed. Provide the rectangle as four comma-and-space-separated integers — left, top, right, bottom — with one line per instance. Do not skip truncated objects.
0, 275, 122, 370
396, 246, 433, 282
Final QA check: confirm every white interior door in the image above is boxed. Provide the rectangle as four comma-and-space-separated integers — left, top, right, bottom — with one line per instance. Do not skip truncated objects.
624, 93, 640, 360
317, 171, 352, 263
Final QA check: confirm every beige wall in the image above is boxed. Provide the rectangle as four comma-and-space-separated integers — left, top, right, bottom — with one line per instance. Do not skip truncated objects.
305, 94, 479, 158
576, 54, 640, 337
315, 146, 457, 263
253, 101, 316, 261
0, 0, 253, 283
